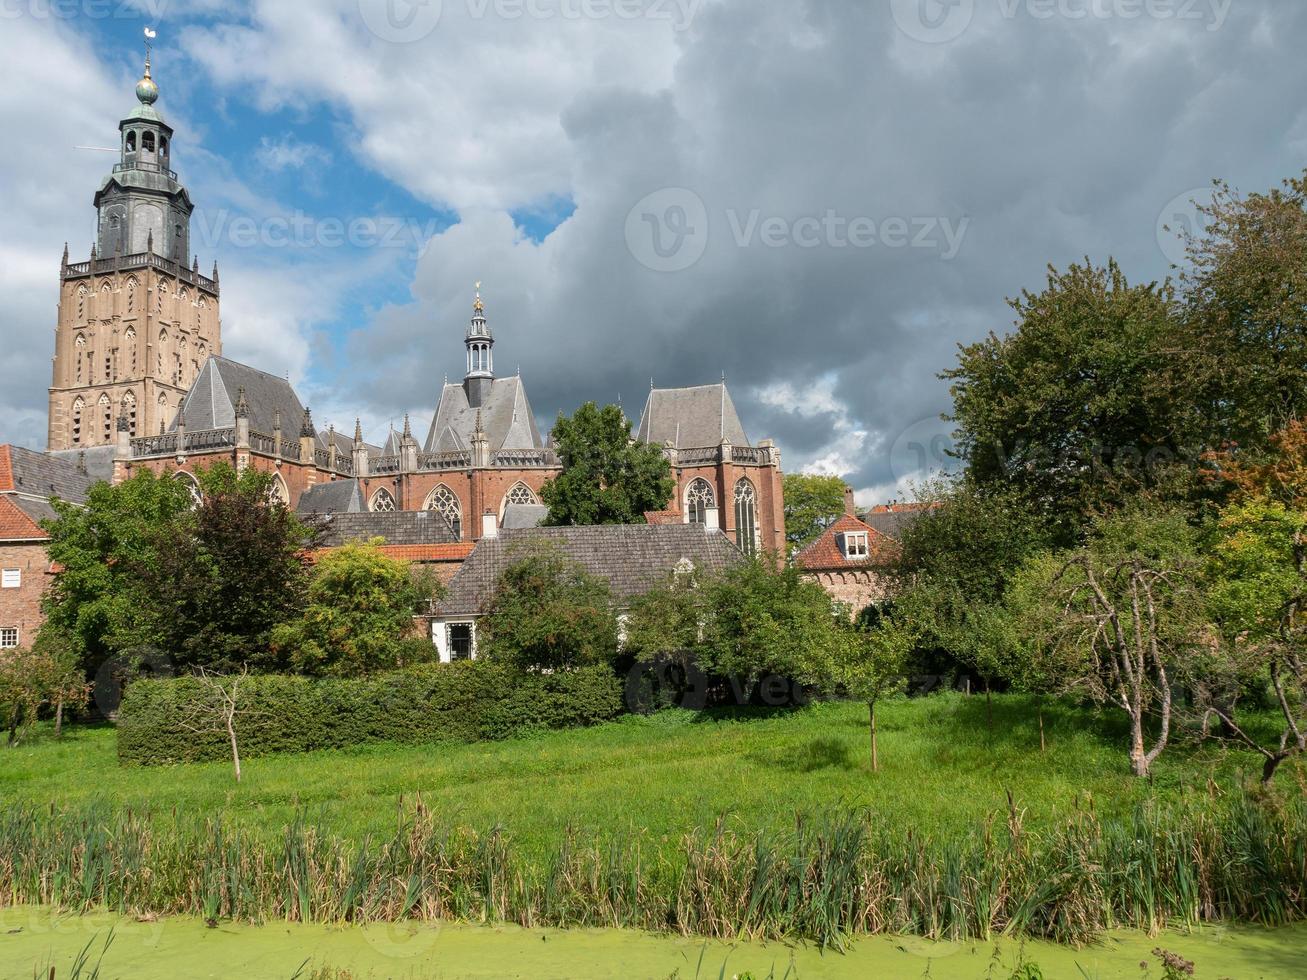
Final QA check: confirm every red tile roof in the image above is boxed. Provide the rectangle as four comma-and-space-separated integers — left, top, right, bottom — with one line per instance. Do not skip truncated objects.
794, 514, 898, 572
0, 495, 48, 541
0, 446, 14, 493
644, 509, 683, 526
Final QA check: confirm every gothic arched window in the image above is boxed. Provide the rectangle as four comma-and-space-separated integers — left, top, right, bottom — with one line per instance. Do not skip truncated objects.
122, 391, 137, 437
685, 479, 715, 526
142, 131, 155, 154
424, 485, 462, 540
268, 475, 288, 507
71, 398, 84, 446
125, 131, 137, 153
501, 482, 539, 518
370, 488, 397, 513
734, 479, 759, 557
175, 471, 202, 509
98, 393, 112, 442
125, 328, 137, 374
76, 285, 87, 321
157, 281, 167, 314
126, 277, 137, 314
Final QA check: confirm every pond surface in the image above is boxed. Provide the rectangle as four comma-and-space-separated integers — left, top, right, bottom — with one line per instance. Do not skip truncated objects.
2, 907, 1304, 978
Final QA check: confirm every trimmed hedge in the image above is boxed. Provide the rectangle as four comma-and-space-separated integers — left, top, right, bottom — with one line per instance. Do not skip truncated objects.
116, 661, 624, 766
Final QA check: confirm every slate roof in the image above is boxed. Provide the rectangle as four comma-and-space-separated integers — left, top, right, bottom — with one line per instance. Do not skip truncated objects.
296, 480, 365, 515
635, 383, 750, 449
48, 446, 116, 484
859, 504, 933, 541
501, 503, 549, 530
174, 357, 306, 437
424, 378, 543, 453
315, 511, 462, 549
438, 524, 746, 617
795, 514, 898, 572
0, 445, 100, 505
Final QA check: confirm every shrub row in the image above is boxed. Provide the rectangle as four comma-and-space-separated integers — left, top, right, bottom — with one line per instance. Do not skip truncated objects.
116, 661, 624, 765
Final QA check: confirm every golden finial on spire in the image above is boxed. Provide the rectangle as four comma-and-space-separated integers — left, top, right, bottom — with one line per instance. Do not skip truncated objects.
473, 281, 484, 314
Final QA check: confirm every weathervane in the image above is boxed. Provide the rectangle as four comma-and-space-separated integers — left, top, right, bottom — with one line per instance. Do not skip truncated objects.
144, 26, 156, 59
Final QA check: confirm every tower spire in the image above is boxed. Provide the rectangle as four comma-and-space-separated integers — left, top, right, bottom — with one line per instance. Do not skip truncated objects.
464, 280, 495, 409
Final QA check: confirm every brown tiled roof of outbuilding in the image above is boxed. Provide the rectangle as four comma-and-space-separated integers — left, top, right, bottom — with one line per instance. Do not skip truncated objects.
794, 514, 898, 572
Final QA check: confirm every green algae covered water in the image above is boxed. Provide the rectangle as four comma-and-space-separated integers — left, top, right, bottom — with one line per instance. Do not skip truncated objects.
1, 908, 1304, 979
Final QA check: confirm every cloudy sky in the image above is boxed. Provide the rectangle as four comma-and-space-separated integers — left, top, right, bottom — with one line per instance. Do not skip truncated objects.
1, 0, 1303, 503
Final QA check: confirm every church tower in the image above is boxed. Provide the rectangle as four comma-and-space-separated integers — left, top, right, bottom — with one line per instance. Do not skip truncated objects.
47, 40, 221, 451
463, 283, 494, 409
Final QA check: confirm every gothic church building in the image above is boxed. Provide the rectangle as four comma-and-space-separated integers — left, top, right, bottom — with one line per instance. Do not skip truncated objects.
40, 54, 787, 561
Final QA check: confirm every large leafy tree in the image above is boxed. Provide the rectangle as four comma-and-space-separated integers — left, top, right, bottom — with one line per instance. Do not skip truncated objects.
272, 540, 441, 677
42, 469, 197, 675
130, 464, 319, 673
782, 474, 849, 551
1179, 174, 1307, 449
541, 402, 676, 526
944, 260, 1194, 544
478, 541, 619, 671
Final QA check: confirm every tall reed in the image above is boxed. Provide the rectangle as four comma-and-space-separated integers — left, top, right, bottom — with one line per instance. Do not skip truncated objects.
1, 792, 1302, 948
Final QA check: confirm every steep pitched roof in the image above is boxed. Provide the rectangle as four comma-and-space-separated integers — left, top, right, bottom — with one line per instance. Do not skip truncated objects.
438, 524, 746, 617
635, 383, 750, 449
795, 514, 898, 572
315, 511, 461, 548
48, 446, 116, 485
0, 496, 48, 541
296, 480, 365, 515
424, 378, 544, 453
0, 445, 100, 505
174, 357, 306, 437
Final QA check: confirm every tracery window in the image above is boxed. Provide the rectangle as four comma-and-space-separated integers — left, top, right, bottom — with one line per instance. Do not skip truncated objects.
99, 393, 112, 442
734, 479, 759, 557
123, 392, 137, 437
175, 471, 202, 508
424, 485, 462, 539
685, 479, 715, 526
370, 488, 398, 513
268, 476, 288, 507
71, 398, 84, 445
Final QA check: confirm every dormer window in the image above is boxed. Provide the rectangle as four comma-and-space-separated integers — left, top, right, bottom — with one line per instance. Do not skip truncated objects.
841, 531, 870, 560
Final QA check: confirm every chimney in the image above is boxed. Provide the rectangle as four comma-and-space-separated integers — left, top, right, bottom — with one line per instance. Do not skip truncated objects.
704, 505, 720, 533
481, 511, 499, 539
844, 484, 857, 518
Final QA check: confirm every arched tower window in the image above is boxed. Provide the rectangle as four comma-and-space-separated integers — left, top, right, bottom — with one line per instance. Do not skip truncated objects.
156, 281, 167, 314
76, 285, 87, 322
142, 131, 155, 153
74, 334, 86, 383
122, 391, 137, 437
125, 327, 137, 374
71, 398, 84, 446
370, 488, 398, 513
125, 131, 137, 153
126, 277, 137, 314
685, 479, 715, 526
98, 393, 112, 442
734, 479, 759, 557
424, 485, 463, 540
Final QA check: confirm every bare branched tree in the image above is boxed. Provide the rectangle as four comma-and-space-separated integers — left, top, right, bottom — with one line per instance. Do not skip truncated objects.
176, 667, 262, 782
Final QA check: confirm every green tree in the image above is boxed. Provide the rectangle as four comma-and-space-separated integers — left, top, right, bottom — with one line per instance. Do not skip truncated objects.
1179, 174, 1307, 449
782, 474, 850, 551
272, 540, 441, 677
41, 468, 196, 674
131, 464, 318, 673
700, 559, 848, 687
944, 260, 1194, 543
541, 402, 676, 526
1006, 505, 1204, 777
478, 541, 619, 671
0, 637, 89, 747
841, 616, 911, 772
624, 569, 711, 660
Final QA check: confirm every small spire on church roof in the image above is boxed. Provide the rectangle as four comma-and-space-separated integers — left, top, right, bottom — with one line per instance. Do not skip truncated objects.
273, 408, 282, 432
473, 280, 484, 314
234, 387, 249, 419
300, 407, 315, 438
402, 414, 413, 439
354, 418, 363, 445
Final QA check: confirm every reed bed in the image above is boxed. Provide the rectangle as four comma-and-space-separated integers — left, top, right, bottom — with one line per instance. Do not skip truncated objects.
1, 791, 1303, 949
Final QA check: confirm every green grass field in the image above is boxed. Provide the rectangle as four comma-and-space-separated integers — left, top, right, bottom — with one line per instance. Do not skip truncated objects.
2, 694, 1295, 855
